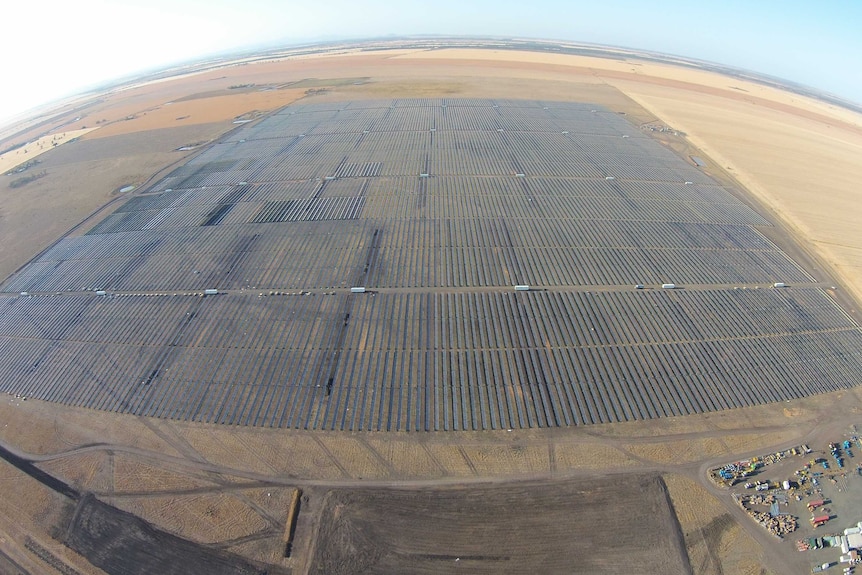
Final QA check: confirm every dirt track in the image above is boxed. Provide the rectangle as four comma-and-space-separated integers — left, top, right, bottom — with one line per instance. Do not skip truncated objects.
2, 389, 861, 574
1, 40, 862, 575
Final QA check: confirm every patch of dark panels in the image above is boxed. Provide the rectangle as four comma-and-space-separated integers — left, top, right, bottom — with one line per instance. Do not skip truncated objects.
1, 99, 860, 431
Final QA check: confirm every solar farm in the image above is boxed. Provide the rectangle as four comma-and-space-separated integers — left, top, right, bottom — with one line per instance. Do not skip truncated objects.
2, 98, 861, 432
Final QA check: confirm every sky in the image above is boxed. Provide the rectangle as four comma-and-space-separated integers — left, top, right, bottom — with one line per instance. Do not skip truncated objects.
2, 0, 861, 126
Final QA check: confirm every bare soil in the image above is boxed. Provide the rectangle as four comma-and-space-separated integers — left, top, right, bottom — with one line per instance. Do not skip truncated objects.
309, 475, 691, 575
0, 122, 232, 281
1, 44, 861, 575
2, 387, 860, 574
63, 494, 277, 575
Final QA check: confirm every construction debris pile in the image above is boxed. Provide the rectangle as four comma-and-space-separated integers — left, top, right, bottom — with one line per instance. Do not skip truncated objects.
747, 510, 798, 537
735, 493, 798, 537
745, 493, 776, 506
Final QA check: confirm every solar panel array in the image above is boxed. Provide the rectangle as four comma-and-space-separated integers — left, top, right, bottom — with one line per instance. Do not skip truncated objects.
1, 99, 860, 430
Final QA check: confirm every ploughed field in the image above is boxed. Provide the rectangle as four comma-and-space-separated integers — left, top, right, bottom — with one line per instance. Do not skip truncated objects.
1, 99, 860, 430
309, 475, 691, 575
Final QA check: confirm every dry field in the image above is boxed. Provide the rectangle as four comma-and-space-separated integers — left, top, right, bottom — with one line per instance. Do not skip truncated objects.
392, 48, 862, 305
63, 494, 274, 575
1, 44, 861, 575
3, 46, 861, 302
0, 121, 231, 281
0, 457, 98, 574
0, 127, 98, 173
611, 80, 862, 304
309, 476, 691, 575
106, 491, 272, 545
2, 383, 860, 482
82, 88, 308, 140
1, 381, 857, 574
664, 474, 775, 575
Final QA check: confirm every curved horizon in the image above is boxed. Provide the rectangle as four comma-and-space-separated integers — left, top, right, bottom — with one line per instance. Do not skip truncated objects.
2, 0, 861, 126
3, 35, 861, 135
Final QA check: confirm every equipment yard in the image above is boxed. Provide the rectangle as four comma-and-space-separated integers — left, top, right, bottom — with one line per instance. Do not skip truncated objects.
1, 39, 862, 575
712, 426, 862, 573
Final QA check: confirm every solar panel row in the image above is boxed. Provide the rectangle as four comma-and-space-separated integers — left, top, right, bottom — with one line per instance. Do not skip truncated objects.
1, 99, 859, 429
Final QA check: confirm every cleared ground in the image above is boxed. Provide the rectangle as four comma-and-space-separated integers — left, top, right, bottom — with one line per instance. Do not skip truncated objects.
0, 40, 861, 575
64, 494, 272, 575
309, 475, 691, 575
0, 122, 234, 282
664, 474, 770, 575
3, 382, 860, 574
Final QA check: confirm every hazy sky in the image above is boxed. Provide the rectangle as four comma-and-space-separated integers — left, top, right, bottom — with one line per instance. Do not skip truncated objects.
2, 0, 861, 126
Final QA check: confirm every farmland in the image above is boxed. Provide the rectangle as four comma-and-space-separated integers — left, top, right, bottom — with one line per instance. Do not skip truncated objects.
0, 128, 98, 174
0, 39, 861, 575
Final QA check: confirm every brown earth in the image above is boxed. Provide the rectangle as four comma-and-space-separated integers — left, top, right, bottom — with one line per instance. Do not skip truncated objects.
1, 44, 862, 575
0, 128, 98, 173
0, 384, 860, 574
664, 474, 775, 575
308, 476, 691, 575
3, 47, 861, 303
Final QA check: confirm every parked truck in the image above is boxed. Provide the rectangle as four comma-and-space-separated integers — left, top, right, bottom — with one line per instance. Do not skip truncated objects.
807, 499, 825, 511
